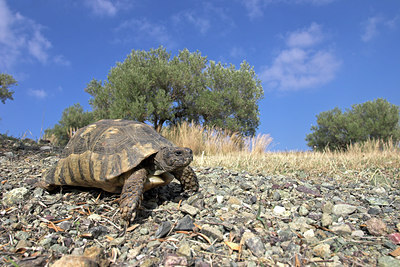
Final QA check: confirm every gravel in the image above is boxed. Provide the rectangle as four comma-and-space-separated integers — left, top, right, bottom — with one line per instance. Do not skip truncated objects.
1, 137, 400, 266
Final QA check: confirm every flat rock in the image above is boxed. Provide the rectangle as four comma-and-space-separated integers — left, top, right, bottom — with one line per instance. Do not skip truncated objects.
2, 187, 29, 205
332, 204, 357, 216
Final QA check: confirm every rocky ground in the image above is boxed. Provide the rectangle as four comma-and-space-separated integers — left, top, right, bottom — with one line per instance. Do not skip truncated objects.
1, 136, 400, 267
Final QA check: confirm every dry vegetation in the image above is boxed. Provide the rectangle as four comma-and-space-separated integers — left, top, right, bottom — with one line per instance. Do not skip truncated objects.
163, 122, 400, 185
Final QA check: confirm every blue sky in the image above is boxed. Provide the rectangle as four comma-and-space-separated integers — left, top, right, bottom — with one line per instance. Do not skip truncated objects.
1, 0, 399, 151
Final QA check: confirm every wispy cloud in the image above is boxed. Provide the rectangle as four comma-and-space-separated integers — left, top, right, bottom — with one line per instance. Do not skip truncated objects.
28, 89, 47, 99
241, 0, 336, 19
172, 3, 234, 35
0, 0, 69, 70
361, 15, 399, 42
173, 12, 210, 34
83, 0, 131, 17
115, 18, 175, 47
261, 23, 341, 91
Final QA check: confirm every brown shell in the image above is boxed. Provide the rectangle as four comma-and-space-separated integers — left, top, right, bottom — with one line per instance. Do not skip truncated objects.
44, 119, 175, 192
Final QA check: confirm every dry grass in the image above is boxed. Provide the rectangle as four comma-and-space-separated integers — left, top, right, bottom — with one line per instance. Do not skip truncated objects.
164, 123, 400, 184
161, 121, 272, 155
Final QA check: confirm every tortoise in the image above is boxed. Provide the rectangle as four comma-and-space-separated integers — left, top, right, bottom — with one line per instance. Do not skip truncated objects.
38, 119, 199, 222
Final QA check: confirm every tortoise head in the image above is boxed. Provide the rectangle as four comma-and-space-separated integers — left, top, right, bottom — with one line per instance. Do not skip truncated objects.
154, 147, 193, 172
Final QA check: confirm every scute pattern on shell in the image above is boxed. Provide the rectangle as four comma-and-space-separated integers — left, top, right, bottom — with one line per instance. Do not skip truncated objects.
44, 119, 175, 192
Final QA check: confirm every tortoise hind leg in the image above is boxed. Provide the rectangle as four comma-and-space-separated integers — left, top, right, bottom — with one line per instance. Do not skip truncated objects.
173, 166, 199, 192
119, 168, 147, 223
37, 166, 59, 191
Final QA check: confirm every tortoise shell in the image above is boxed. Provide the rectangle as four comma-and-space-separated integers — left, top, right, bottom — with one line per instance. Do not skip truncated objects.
44, 119, 177, 192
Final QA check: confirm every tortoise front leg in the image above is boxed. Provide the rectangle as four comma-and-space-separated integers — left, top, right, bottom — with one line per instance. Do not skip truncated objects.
173, 166, 199, 192
119, 168, 147, 223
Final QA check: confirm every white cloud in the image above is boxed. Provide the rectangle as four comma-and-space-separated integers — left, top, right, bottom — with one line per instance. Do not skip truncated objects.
0, 0, 68, 70
27, 30, 52, 63
84, 0, 117, 17
261, 23, 341, 91
361, 15, 399, 42
286, 22, 323, 48
28, 89, 47, 99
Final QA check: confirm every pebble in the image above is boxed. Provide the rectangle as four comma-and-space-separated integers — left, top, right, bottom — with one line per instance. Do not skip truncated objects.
332, 204, 357, 216
321, 213, 333, 227
303, 229, 315, 239
273, 206, 286, 216
330, 224, 352, 235
180, 203, 199, 216
177, 241, 191, 257
365, 217, 387, 236
154, 221, 172, 238
201, 225, 224, 241
245, 236, 265, 257
175, 215, 195, 231
313, 243, 331, 259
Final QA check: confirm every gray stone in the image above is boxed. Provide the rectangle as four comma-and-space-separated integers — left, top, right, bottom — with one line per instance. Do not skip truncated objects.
330, 224, 352, 235
322, 201, 334, 214
147, 240, 161, 248
332, 204, 357, 216
366, 197, 389, 206
351, 230, 365, 238
377, 256, 400, 267
155, 221, 172, 238
368, 207, 381, 215
175, 215, 195, 231
3, 187, 29, 205
50, 244, 69, 254
33, 187, 44, 198
58, 221, 72, 231
299, 205, 309, 216
273, 191, 281, 201
139, 228, 149, 235
201, 225, 224, 241
15, 231, 30, 241
177, 241, 191, 257
180, 203, 199, 216
245, 236, 265, 257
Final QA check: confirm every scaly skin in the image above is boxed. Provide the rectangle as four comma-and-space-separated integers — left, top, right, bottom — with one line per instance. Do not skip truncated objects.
119, 168, 147, 222
173, 166, 199, 192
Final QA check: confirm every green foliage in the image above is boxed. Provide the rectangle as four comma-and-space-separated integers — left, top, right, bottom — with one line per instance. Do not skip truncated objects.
0, 73, 17, 104
46, 103, 94, 146
85, 46, 263, 136
306, 98, 400, 151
